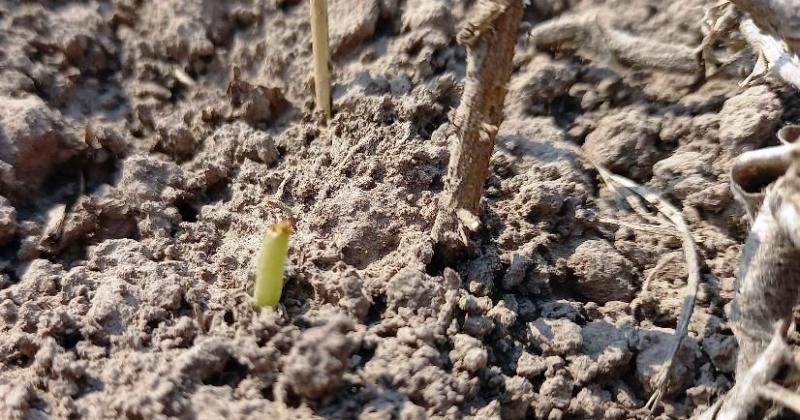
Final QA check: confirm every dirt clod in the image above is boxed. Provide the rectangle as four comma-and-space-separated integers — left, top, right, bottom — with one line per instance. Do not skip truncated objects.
528, 317, 582, 356
583, 108, 661, 181
566, 240, 638, 304
283, 315, 357, 399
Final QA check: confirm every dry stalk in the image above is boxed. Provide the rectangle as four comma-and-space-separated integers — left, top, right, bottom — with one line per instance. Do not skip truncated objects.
432, 0, 523, 254
694, 135, 800, 419
640, 253, 680, 297
591, 162, 702, 411
597, 217, 679, 236
309, 0, 331, 121
728, 142, 800, 378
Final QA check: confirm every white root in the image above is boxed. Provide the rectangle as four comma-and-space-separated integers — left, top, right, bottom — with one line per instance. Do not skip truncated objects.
757, 383, 800, 415
739, 17, 800, 89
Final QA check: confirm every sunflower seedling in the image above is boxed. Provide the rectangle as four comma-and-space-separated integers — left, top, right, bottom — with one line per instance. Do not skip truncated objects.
253, 221, 292, 308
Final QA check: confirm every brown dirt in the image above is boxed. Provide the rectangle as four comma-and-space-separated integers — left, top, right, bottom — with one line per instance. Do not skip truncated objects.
0, 0, 795, 419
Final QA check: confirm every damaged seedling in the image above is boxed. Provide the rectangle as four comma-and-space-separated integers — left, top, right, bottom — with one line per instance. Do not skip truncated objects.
253, 221, 292, 308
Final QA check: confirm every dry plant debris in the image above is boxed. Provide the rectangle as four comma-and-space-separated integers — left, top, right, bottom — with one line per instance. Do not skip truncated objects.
728, 139, 800, 376
590, 161, 702, 411
432, 0, 524, 254
696, 132, 800, 418
698, 321, 791, 420
309, 0, 332, 120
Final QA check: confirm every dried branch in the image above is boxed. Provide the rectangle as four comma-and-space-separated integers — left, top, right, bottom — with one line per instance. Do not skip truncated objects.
432, 0, 523, 254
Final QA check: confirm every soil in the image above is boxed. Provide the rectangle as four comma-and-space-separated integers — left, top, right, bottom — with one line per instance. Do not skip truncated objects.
0, 0, 797, 419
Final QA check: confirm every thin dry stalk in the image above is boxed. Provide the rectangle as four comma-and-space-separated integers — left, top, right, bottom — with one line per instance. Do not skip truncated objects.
592, 163, 702, 410
597, 217, 679, 236
309, 0, 331, 120
432, 0, 523, 253
640, 253, 680, 296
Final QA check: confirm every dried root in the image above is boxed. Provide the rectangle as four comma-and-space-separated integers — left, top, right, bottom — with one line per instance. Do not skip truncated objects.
739, 16, 800, 88
590, 161, 702, 410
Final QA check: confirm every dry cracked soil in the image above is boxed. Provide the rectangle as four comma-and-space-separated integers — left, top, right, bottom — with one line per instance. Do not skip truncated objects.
1, 0, 798, 419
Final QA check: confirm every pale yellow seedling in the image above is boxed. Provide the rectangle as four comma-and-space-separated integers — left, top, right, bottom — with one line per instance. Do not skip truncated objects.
253, 221, 292, 307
